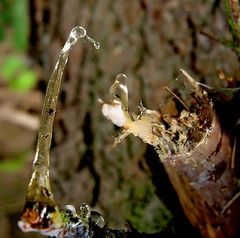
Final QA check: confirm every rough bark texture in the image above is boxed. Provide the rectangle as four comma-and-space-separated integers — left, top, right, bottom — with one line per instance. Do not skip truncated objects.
156, 81, 240, 237
1, 0, 240, 238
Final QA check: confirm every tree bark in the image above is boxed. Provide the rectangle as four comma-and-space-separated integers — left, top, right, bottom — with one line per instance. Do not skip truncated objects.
155, 74, 240, 237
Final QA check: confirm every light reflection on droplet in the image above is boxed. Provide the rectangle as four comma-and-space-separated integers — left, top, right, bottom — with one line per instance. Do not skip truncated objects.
94, 41, 100, 50
70, 26, 86, 39
85, 35, 100, 50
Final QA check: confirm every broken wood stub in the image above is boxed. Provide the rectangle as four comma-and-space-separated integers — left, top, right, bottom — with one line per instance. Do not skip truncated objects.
153, 71, 240, 238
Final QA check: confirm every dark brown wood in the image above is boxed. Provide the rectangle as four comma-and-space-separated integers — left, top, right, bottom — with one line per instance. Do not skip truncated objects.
164, 115, 240, 237
151, 71, 240, 237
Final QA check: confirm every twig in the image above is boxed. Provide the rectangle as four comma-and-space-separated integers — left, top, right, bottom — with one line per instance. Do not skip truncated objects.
0, 106, 39, 130
164, 86, 189, 112
221, 192, 240, 214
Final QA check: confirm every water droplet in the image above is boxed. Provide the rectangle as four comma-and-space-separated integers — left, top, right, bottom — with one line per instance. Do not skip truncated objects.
62, 204, 76, 214
62, 26, 88, 53
79, 203, 91, 219
94, 41, 100, 50
116, 73, 128, 83
85, 35, 100, 50
90, 211, 105, 228
70, 26, 86, 39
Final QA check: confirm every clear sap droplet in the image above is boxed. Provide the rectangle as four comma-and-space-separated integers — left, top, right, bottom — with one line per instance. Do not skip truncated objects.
90, 211, 105, 228
62, 26, 87, 53
110, 73, 128, 110
70, 26, 86, 40
79, 203, 91, 219
86, 35, 100, 50
116, 73, 128, 85
62, 204, 76, 214
93, 41, 100, 50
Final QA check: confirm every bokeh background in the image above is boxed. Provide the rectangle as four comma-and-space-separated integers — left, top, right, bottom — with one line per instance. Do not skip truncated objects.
0, 0, 239, 237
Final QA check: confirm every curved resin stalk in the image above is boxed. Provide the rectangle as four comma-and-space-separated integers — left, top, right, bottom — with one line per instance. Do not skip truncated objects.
18, 26, 100, 237
27, 26, 87, 202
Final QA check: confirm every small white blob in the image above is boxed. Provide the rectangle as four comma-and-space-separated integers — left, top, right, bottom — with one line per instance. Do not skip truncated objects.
62, 204, 76, 214
18, 221, 32, 232
102, 104, 126, 127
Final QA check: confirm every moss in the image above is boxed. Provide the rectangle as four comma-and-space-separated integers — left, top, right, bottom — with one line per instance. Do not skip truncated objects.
125, 180, 172, 233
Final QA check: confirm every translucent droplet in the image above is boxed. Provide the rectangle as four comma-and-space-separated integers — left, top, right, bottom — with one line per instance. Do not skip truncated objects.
70, 26, 86, 39
62, 204, 76, 214
90, 211, 105, 228
110, 73, 128, 110
85, 35, 100, 50
93, 41, 100, 50
116, 73, 128, 84
62, 26, 87, 53
79, 203, 91, 219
